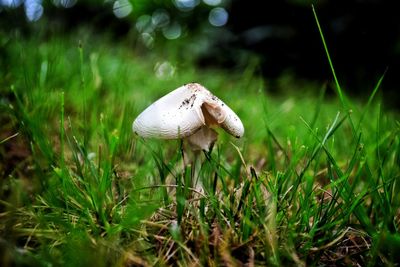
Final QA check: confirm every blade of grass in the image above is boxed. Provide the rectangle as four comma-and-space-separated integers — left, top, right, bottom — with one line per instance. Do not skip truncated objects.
356, 69, 387, 131
0, 132, 19, 145
312, 5, 345, 108
310, 83, 327, 129
78, 41, 88, 147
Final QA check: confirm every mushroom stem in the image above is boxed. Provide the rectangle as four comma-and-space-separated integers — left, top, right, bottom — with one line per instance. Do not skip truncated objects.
181, 144, 203, 195
191, 150, 203, 193
183, 126, 218, 194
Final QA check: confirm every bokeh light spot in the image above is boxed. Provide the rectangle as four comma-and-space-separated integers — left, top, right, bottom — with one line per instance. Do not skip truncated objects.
25, 0, 43, 22
154, 61, 175, 80
202, 0, 221, 6
141, 32, 154, 48
136, 15, 154, 33
173, 0, 200, 12
113, 0, 132, 19
208, 7, 228, 27
162, 22, 182, 40
152, 9, 170, 28
1, 0, 22, 8
52, 0, 77, 8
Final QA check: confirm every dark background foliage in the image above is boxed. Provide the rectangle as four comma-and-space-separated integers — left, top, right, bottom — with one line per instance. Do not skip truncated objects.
226, 0, 399, 105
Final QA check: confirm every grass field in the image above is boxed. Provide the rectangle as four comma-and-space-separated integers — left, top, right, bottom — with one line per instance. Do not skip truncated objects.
1, 17, 400, 266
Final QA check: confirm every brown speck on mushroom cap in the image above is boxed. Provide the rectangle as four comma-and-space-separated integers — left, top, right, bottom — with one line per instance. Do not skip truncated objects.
186, 83, 202, 92
179, 94, 197, 109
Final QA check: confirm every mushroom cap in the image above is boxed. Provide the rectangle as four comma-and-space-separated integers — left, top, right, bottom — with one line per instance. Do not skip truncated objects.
132, 83, 244, 139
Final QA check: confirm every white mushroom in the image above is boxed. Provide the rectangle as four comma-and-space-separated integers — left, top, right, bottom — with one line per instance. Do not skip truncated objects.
132, 82, 244, 151
132, 83, 244, 193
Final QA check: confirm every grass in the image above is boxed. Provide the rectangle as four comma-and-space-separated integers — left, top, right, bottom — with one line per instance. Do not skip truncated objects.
1, 16, 400, 267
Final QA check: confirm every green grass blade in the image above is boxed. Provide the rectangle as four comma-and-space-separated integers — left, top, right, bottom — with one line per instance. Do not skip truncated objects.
312, 5, 345, 108
357, 70, 386, 131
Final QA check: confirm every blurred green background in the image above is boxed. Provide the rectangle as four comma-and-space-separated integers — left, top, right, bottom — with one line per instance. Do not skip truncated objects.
2, 0, 400, 107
